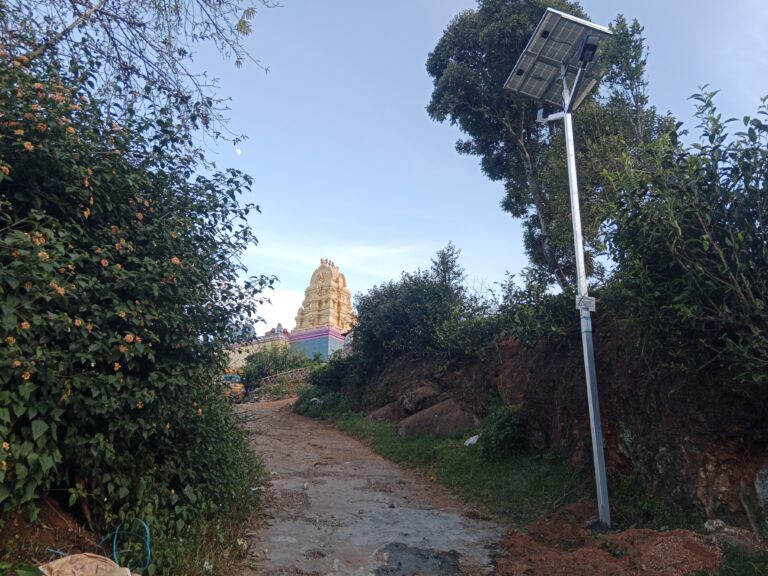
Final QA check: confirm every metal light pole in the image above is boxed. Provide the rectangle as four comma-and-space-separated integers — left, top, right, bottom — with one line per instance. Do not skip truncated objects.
504, 8, 613, 528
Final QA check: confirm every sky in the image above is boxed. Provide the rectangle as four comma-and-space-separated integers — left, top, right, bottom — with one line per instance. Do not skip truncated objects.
195, 0, 768, 331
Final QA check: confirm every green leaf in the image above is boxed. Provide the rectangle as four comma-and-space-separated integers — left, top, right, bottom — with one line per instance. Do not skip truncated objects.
31, 419, 48, 441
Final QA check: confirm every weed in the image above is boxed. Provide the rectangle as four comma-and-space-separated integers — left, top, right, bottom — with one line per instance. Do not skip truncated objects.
609, 473, 705, 530
715, 545, 768, 576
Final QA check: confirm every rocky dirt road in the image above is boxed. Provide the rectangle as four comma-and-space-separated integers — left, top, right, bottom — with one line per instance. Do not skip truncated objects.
236, 400, 502, 576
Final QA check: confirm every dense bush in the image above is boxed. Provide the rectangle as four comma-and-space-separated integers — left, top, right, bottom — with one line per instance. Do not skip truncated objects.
0, 45, 269, 571
242, 345, 319, 387
605, 92, 768, 386
308, 354, 366, 396
476, 402, 526, 462
352, 244, 466, 367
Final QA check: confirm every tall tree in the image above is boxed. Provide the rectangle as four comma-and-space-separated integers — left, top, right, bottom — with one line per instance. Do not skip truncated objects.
426, 1, 670, 289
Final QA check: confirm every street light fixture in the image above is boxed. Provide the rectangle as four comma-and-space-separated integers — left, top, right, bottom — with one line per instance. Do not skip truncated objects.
504, 8, 613, 528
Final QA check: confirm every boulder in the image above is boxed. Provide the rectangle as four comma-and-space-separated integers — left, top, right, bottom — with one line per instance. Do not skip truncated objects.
367, 401, 403, 423
396, 398, 478, 437
399, 381, 442, 414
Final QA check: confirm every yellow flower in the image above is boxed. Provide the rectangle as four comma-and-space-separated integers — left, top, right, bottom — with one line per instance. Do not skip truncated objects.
114, 263, 122, 270
36, 123, 47, 132
11, 249, 19, 258
0, 165, 10, 175
11, 359, 21, 368
13, 129, 24, 136
113, 362, 121, 371
170, 256, 181, 266
118, 345, 128, 353
124, 333, 135, 343
23, 282, 32, 290
38, 251, 49, 260
86, 322, 93, 333
136, 401, 144, 409
111, 225, 119, 234
83, 207, 91, 219
136, 212, 144, 221
165, 423, 171, 430
2, 442, 9, 451
74, 318, 82, 327
100, 258, 109, 267
115, 243, 122, 251
5, 336, 16, 345
32, 82, 44, 90
19, 321, 30, 330
170, 231, 178, 239
66, 126, 76, 134
22, 141, 34, 152
21, 371, 31, 380
117, 310, 126, 319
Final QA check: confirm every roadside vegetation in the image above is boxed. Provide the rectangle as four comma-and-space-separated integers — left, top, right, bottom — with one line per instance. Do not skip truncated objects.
0, 2, 274, 574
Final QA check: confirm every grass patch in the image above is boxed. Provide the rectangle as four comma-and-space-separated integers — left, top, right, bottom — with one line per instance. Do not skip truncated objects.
609, 473, 705, 530
714, 546, 768, 576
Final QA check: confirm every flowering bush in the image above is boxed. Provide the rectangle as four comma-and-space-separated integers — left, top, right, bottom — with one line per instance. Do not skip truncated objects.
0, 45, 270, 570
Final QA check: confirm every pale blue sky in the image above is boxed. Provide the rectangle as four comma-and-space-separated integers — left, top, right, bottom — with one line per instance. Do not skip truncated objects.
196, 1, 768, 329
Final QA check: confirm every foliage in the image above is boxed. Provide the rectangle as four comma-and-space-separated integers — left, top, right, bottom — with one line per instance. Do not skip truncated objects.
293, 385, 356, 421
426, 2, 671, 289
604, 91, 768, 385
307, 354, 367, 399
0, 43, 270, 573
714, 545, 768, 576
352, 243, 471, 366
0, 0, 277, 139
476, 401, 526, 462
242, 345, 319, 386
608, 473, 704, 530
497, 272, 576, 346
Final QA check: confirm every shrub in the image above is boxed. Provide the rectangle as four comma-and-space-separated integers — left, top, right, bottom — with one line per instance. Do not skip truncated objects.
293, 386, 355, 420
242, 345, 318, 387
476, 402, 527, 462
0, 44, 270, 571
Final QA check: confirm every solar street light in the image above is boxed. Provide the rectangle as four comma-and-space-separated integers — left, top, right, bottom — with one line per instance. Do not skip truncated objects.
504, 8, 613, 528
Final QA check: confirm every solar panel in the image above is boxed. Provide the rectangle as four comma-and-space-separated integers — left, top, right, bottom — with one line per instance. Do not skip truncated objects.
504, 8, 612, 110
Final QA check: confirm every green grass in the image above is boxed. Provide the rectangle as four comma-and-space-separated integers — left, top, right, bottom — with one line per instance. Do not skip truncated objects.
715, 546, 768, 576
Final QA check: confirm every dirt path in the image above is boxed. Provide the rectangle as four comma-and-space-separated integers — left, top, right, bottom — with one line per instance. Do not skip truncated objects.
236, 400, 502, 576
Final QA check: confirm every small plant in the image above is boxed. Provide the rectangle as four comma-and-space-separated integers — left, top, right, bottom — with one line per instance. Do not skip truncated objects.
476, 402, 527, 462
293, 386, 355, 420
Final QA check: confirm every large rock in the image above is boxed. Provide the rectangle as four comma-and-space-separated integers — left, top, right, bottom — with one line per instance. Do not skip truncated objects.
396, 398, 477, 437
399, 381, 442, 414
367, 401, 403, 423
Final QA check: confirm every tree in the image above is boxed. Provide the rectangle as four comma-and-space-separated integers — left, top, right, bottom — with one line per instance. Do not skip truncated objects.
426, 1, 670, 289
0, 0, 276, 139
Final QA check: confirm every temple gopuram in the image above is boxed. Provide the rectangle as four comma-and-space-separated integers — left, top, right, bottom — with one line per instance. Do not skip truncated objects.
227, 258, 356, 366
291, 258, 356, 359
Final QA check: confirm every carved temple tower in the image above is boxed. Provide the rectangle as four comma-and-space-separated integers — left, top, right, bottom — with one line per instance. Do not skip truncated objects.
290, 259, 356, 360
